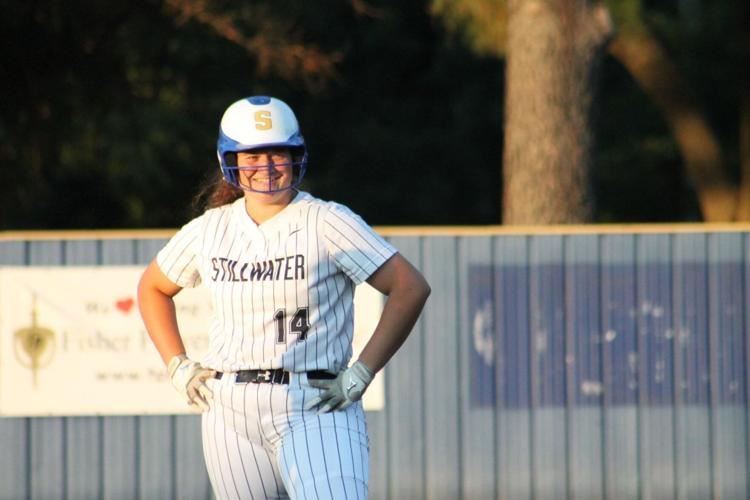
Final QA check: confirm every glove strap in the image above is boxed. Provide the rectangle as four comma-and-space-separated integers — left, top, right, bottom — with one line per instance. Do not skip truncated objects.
167, 354, 188, 377
350, 360, 374, 385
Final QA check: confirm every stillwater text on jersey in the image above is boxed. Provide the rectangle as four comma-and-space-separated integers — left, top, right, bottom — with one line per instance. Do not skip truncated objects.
210, 255, 306, 282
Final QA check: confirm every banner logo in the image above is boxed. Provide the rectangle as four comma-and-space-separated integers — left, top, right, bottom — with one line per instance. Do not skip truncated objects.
13, 294, 56, 387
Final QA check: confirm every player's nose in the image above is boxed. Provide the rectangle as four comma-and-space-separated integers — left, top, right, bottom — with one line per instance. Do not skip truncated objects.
259, 154, 278, 166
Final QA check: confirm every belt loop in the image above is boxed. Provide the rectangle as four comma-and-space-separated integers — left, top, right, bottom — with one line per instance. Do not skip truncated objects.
215, 371, 238, 383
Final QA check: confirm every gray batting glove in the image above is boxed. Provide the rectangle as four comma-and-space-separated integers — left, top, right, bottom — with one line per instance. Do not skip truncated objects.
304, 361, 374, 414
167, 354, 216, 412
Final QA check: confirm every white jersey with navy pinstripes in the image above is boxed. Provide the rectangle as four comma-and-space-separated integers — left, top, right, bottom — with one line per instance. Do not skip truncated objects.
156, 190, 396, 374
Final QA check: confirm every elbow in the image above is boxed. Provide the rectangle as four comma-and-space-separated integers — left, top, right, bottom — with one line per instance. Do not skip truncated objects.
415, 275, 431, 305
136, 271, 152, 311
137, 271, 146, 296
137, 267, 154, 298
137, 260, 181, 302
392, 273, 430, 308
422, 276, 431, 299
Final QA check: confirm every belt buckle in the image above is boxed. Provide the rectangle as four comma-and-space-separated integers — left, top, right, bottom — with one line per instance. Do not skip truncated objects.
256, 370, 273, 383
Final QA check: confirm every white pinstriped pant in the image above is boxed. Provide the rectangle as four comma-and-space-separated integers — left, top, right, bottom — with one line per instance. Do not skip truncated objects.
201, 372, 369, 500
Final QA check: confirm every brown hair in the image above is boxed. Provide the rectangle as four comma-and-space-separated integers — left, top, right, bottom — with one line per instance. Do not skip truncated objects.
191, 170, 243, 214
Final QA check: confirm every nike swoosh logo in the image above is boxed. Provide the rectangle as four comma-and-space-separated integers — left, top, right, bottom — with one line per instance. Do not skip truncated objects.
289, 227, 302, 236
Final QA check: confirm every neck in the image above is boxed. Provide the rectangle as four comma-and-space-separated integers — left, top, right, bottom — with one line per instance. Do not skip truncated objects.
244, 189, 295, 224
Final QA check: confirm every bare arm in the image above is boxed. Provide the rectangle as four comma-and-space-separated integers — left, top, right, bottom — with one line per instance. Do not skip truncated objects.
137, 259, 187, 366
357, 253, 431, 373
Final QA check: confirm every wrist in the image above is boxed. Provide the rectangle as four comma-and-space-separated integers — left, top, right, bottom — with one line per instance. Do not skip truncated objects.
354, 359, 374, 374
167, 354, 188, 377
351, 360, 374, 385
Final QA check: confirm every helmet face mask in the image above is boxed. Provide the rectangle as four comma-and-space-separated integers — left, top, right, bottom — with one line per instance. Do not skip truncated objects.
221, 148, 307, 194
217, 96, 308, 193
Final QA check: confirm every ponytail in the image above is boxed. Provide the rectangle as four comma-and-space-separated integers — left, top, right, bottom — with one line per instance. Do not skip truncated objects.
192, 171, 243, 215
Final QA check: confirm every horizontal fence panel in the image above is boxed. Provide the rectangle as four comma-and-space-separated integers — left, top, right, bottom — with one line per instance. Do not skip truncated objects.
0, 228, 748, 500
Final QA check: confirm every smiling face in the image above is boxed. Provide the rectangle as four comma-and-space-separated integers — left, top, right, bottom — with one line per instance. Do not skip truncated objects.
236, 148, 294, 194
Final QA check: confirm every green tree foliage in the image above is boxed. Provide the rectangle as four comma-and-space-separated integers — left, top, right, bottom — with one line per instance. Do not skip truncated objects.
0, 0, 503, 229
430, 0, 508, 55
1, 0, 256, 228
0, 0, 745, 228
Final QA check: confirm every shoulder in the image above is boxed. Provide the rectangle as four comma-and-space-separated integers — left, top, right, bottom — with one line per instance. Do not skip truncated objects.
323, 200, 367, 225
202, 198, 241, 224
176, 200, 238, 235
290, 190, 337, 218
290, 192, 370, 230
207, 198, 240, 216
294, 191, 357, 218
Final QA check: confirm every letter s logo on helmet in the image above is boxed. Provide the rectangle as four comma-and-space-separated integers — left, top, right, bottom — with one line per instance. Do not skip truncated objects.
216, 96, 308, 193
254, 110, 272, 130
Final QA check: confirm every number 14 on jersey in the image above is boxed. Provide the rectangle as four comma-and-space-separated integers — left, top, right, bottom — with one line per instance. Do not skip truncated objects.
274, 307, 310, 343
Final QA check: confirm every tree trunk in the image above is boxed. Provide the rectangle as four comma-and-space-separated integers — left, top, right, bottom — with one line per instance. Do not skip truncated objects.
502, 0, 612, 224
608, 26, 737, 222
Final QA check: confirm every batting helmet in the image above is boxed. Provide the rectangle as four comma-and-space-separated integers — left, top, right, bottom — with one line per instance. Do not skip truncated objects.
217, 96, 308, 193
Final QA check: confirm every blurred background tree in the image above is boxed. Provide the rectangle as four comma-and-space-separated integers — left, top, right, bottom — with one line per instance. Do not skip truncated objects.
433, 0, 612, 224
607, 0, 736, 221
431, 0, 748, 223
499, 0, 612, 224
0, 0, 746, 229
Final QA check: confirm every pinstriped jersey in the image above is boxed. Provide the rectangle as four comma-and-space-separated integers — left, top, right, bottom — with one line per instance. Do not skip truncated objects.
156, 191, 397, 373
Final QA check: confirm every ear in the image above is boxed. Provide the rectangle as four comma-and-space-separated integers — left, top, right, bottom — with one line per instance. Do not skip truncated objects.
224, 152, 237, 166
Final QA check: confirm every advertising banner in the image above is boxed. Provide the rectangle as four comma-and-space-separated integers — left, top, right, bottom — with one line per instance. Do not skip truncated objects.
0, 266, 384, 416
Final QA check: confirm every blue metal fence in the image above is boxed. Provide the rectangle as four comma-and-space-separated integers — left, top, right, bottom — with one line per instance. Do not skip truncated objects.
0, 227, 748, 499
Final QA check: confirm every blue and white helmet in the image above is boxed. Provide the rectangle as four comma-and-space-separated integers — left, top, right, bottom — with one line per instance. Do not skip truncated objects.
217, 96, 308, 192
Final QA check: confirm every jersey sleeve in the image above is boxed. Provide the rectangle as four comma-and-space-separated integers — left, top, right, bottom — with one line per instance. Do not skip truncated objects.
323, 203, 397, 285
155, 215, 205, 288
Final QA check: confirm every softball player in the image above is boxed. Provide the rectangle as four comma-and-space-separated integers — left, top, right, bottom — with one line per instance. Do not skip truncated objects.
137, 96, 431, 499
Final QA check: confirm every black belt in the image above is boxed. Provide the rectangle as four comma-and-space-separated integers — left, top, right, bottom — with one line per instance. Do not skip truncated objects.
215, 369, 336, 384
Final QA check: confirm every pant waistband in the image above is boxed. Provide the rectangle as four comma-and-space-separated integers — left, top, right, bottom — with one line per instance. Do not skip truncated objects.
215, 368, 337, 384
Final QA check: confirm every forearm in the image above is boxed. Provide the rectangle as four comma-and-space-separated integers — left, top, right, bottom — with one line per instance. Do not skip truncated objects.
138, 285, 186, 366
357, 283, 430, 373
